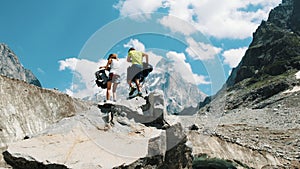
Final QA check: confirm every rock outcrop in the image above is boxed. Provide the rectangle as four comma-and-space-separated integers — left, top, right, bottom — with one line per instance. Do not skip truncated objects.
193, 0, 300, 168
0, 75, 90, 147
223, 0, 300, 109
150, 58, 206, 114
2, 91, 193, 169
0, 44, 41, 87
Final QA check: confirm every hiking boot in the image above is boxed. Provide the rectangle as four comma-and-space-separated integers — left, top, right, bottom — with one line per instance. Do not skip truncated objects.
137, 92, 142, 96
129, 87, 136, 96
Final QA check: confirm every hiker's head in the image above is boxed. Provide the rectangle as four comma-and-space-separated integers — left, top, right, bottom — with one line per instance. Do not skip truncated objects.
128, 47, 135, 53
108, 53, 117, 60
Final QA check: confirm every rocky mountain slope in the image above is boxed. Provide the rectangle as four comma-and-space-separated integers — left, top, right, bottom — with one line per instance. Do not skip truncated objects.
194, 0, 300, 168
224, 0, 300, 109
146, 58, 206, 114
0, 75, 90, 168
0, 75, 90, 146
0, 44, 41, 87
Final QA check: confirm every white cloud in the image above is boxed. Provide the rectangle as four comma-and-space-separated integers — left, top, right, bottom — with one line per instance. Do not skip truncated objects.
113, 0, 167, 21
185, 37, 222, 60
124, 39, 163, 66
124, 39, 146, 52
58, 58, 78, 71
190, 0, 280, 39
115, 0, 281, 39
166, 51, 210, 85
58, 58, 106, 98
159, 15, 197, 36
222, 47, 247, 68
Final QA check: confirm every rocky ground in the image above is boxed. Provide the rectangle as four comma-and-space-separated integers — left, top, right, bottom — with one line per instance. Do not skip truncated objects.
185, 89, 300, 168
1, 91, 194, 169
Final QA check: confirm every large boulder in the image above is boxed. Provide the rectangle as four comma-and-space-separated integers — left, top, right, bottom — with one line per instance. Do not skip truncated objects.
3, 106, 166, 169
2, 91, 193, 169
98, 90, 169, 129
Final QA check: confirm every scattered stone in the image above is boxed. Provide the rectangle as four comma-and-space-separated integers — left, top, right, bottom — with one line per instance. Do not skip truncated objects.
188, 124, 199, 131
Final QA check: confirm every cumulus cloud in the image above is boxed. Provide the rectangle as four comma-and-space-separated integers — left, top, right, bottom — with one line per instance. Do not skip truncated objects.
113, 0, 167, 21
115, 0, 281, 39
166, 51, 210, 85
222, 47, 248, 68
58, 58, 106, 98
185, 37, 222, 61
123, 39, 163, 66
159, 15, 197, 36
168, 0, 281, 39
124, 38, 146, 52
59, 58, 78, 71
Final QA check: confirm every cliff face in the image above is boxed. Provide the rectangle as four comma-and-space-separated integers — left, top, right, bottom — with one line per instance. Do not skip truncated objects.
0, 44, 41, 87
193, 0, 300, 168
227, 0, 300, 87
0, 75, 90, 147
222, 0, 300, 109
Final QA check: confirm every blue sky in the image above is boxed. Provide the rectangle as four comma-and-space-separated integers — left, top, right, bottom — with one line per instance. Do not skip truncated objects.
0, 0, 281, 97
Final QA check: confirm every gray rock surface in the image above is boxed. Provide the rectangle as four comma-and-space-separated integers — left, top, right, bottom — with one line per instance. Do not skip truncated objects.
192, 0, 300, 168
98, 90, 169, 129
3, 106, 166, 169
2, 91, 192, 169
0, 75, 90, 147
0, 44, 41, 87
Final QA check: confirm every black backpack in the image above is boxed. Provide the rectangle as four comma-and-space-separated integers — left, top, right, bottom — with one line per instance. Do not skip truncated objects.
95, 69, 108, 89
141, 62, 153, 80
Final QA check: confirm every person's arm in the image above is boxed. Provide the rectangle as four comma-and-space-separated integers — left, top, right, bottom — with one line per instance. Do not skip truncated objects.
142, 53, 149, 64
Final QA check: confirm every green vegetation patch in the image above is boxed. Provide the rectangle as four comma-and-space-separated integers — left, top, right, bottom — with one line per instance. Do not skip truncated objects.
192, 155, 237, 169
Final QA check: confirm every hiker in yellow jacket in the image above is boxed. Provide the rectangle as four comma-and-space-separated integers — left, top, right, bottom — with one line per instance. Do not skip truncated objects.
126, 47, 149, 96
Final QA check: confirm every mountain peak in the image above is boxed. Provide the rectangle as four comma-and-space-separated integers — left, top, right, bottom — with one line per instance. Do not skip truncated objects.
226, 0, 300, 89
0, 43, 42, 87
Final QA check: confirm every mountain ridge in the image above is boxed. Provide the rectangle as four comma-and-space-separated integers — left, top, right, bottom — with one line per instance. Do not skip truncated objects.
194, 0, 300, 167
0, 43, 41, 87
